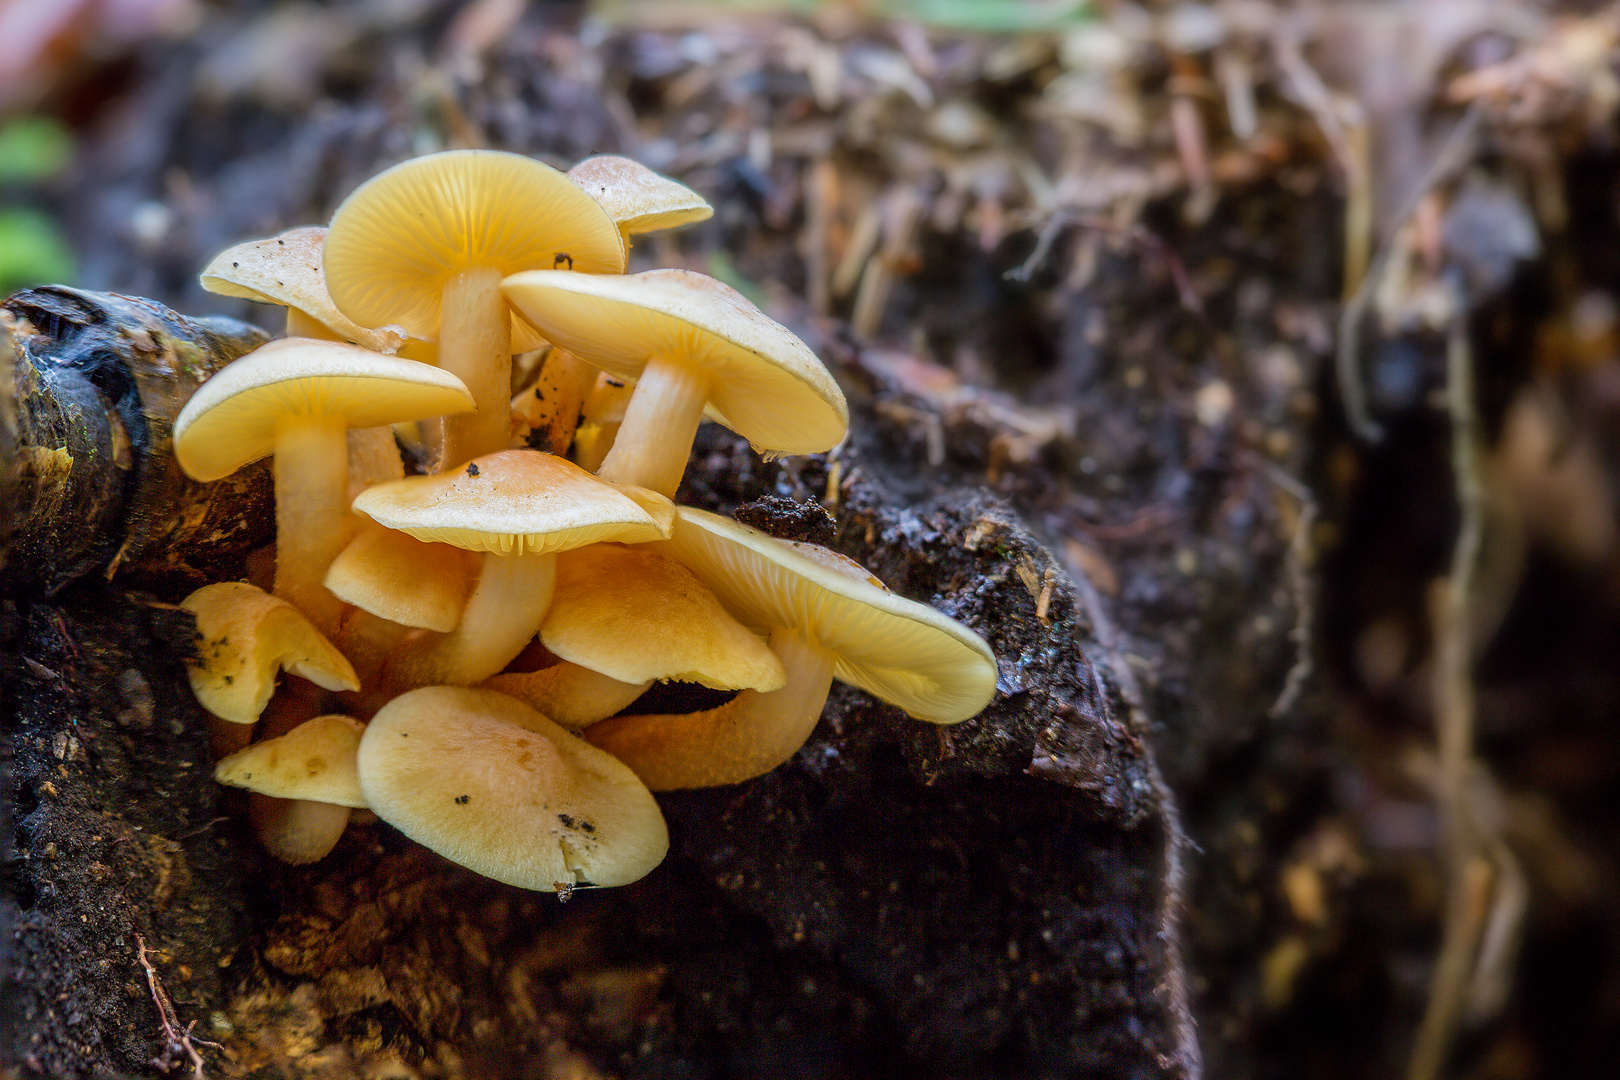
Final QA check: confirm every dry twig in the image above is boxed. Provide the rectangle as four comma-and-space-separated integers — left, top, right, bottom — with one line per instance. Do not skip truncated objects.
136, 934, 218, 1079
1408, 311, 1486, 1080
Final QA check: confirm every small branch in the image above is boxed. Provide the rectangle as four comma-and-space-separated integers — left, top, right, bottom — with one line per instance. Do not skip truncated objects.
1006, 212, 1203, 315
1407, 311, 1487, 1080
1254, 460, 1318, 719
1070, 568, 1203, 1080
136, 934, 213, 1079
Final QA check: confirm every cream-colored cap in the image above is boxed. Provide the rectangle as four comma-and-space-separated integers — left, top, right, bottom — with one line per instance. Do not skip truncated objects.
199, 226, 407, 353
172, 337, 474, 481
350, 449, 669, 555
567, 156, 713, 237
652, 507, 996, 723
214, 714, 367, 807
500, 268, 847, 456
182, 582, 360, 724
324, 149, 626, 351
542, 543, 783, 690
324, 523, 480, 632
357, 686, 668, 890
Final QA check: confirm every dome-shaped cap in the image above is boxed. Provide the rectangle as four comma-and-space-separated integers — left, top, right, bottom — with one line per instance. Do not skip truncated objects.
501, 268, 847, 455
651, 507, 996, 723
567, 156, 713, 236
181, 582, 360, 724
215, 714, 367, 807
351, 449, 668, 555
357, 686, 668, 890
324, 150, 627, 351
542, 543, 784, 690
173, 337, 475, 481
199, 226, 407, 353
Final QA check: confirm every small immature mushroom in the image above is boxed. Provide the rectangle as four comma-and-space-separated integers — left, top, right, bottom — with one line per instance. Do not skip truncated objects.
323, 150, 626, 465
586, 507, 997, 790
485, 542, 784, 727
215, 714, 367, 864
502, 268, 847, 497
358, 686, 668, 891
172, 338, 475, 635
182, 581, 359, 725
351, 449, 669, 689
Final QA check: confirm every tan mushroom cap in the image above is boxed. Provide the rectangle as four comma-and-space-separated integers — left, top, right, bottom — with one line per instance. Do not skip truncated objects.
500, 268, 848, 455
182, 582, 360, 724
652, 507, 996, 723
351, 449, 668, 555
567, 156, 713, 237
541, 543, 784, 689
324, 149, 627, 352
325, 523, 480, 632
199, 226, 407, 353
215, 715, 367, 807
172, 337, 475, 481
358, 686, 668, 890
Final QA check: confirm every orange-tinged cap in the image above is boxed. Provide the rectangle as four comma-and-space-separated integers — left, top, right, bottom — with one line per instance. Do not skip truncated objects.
351, 449, 669, 555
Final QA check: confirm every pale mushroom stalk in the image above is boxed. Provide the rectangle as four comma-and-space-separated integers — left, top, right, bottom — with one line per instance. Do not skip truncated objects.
484, 662, 652, 728
249, 792, 352, 865
595, 353, 708, 496
439, 265, 512, 465
587, 627, 835, 790
285, 307, 338, 340
271, 417, 351, 635
383, 551, 556, 689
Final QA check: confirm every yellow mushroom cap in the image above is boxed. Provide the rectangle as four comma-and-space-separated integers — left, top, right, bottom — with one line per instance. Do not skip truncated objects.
214, 714, 367, 807
542, 543, 785, 690
351, 449, 669, 555
357, 686, 668, 890
199, 226, 407, 353
172, 337, 475, 481
324, 523, 481, 632
181, 582, 360, 724
323, 149, 627, 351
651, 507, 997, 724
567, 155, 713, 236
500, 268, 848, 456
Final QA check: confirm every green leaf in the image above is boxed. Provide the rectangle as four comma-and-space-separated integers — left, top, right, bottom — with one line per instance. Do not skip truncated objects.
0, 117, 73, 183
0, 208, 75, 293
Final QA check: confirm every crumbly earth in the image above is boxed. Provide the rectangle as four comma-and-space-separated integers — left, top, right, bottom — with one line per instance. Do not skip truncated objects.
3, 389, 1177, 1077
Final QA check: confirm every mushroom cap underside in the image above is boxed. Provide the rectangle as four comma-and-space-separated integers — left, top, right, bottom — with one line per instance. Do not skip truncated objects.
324, 149, 626, 350
173, 337, 474, 481
647, 506, 997, 724
500, 268, 847, 455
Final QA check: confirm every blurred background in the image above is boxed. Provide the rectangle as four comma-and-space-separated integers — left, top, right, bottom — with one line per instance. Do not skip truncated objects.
6, 1, 1620, 1077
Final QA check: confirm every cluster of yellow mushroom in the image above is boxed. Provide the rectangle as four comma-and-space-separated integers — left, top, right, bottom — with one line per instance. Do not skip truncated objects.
174, 149, 997, 893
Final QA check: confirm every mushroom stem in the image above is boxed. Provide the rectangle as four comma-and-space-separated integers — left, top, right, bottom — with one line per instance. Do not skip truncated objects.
272, 418, 351, 636
521, 348, 601, 456
439, 265, 512, 466
285, 309, 338, 340
484, 662, 652, 728
384, 551, 556, 689
586, 626, 835, 790
249, 791, 351, 865
595, 353, 709, 497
